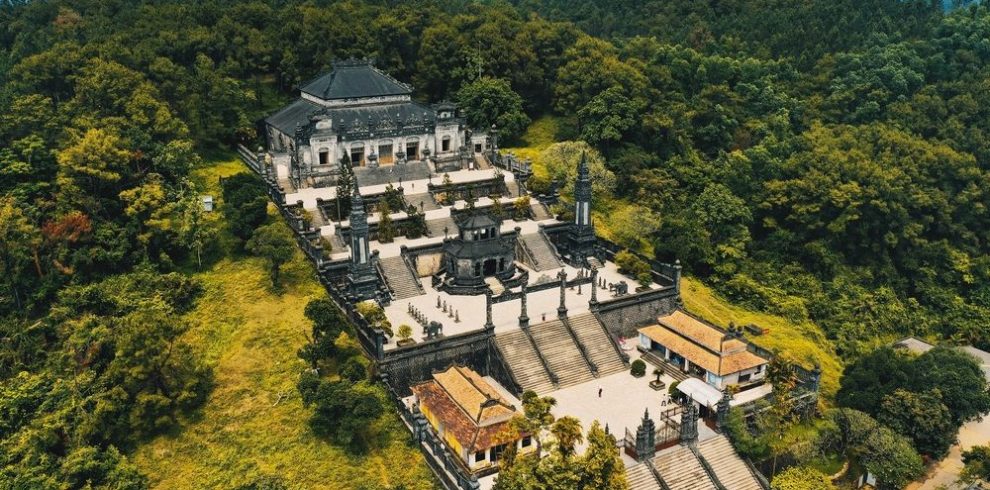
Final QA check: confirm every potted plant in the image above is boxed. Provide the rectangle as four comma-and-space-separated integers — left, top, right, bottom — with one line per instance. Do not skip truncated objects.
397, 324, 415, 347
650, 368, 666, 391
630, 359, 646, 378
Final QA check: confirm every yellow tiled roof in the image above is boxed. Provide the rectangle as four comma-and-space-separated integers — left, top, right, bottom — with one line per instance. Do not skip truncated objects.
658, 310, 726, 352
432, 366, 515, 425
411, 366, 521, 452
640, 316, 768, 376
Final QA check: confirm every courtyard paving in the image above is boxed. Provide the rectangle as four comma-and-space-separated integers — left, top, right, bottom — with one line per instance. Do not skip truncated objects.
382, 259, 653, 349
548, 351, 718, 462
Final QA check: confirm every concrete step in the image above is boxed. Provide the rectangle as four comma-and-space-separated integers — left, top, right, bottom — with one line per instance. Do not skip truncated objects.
569, 313, 626, 376
426, 216, 458, 238
495, 330, 555, 394
697, 436, 763, 490
530, 201, 552, 221
626, 462, 662, 490
529, 319, 595, 389
379, 256, 424, 300
520, 233, 562, 272
404, 192, 441, 212
651, 446, 716, 490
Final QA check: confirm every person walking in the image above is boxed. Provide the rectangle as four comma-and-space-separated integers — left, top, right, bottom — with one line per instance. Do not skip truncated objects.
598, 387, 603, 398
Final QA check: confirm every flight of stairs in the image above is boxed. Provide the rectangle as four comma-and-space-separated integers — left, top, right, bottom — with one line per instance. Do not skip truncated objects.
426, 215, 458, 237
529, 319, 595, 389
625, 463, 662, 490
520, 233, 563, 271
495, 330, 555, 394
651, 445, 717, 490
569, 313, 626, 376
697, 436, 763, 490
379, 256, 424, 300
530, 201, 552, 220
404, 192, 441, 211
505, 180, 523, 197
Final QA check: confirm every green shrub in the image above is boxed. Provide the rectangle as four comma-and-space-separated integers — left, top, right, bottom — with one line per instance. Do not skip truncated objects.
630, 359, 646, 377
615, 249, 651, 284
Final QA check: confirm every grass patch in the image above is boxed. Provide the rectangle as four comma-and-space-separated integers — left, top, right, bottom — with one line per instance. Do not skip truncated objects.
680, 276, 842, 400
131, 158, 433, 489
503, 114, 560, 184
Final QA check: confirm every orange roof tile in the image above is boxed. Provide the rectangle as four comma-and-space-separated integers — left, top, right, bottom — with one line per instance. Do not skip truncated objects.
433, 366, 515, 425
411, 368, 522, 452
640, 315, 768, 376
658, 310, 727, 352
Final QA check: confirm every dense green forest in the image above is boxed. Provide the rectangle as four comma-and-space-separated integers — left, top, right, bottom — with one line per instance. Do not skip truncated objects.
3, 0, 990, 487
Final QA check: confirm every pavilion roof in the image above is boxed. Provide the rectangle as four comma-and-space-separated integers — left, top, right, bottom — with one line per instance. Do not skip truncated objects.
411, 366, 521, 452
301, 60, 412, 101
640, 312, 768, 376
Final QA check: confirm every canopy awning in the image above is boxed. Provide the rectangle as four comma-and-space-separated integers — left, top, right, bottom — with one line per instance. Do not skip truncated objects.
676, 378, 722, 408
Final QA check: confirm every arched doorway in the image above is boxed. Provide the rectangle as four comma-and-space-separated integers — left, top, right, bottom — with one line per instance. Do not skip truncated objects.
483, 258, 497, 276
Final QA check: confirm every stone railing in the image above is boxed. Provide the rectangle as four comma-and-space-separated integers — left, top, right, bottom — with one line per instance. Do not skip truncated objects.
597, 239, 680, 289
559, 315, 598, 376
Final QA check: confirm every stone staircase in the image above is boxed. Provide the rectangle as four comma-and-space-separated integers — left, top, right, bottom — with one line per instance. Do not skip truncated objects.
530, 201, 553, 220
426, 215, 458, 238
697, 436, 763, 490
651, 445, 717, 490
404, 192, 441, 211
625, 462, 662, 490
379, 256, 424, 300
529, 319, 595, 389
505, 180, 523, 197
569, 313, 626, 376
495, 330, 555, 394
520, 232, 563, 271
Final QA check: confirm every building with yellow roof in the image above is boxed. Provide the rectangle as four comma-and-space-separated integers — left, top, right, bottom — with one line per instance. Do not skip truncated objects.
410, 365, 534, 473
638, 310, 769, 389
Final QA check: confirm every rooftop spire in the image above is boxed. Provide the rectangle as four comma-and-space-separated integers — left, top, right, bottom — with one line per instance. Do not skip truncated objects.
577, 150, 589, 180
352, 184, 363, 206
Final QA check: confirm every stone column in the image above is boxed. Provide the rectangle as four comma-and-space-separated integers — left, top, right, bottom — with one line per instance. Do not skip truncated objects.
635, 409, 657, 462
716, 388, 731, 432
485, 289, 495, 330
680, 403, 699, 447
589, 266, 599, 310
557, 269, 568, 318
674, 259, 682, 295
374, 329, 386, 362
519, 283, 530, 328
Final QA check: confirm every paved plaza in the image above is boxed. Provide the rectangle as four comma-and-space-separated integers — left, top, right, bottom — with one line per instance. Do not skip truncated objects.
383, 259, 653, 348
550, 351, 717, 462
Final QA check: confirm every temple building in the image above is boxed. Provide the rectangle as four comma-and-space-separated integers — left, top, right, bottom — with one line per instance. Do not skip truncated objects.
264, 59, 470, 183
439, 210, 519, 294
637, 310, 768, 390
410, 366, 533, 473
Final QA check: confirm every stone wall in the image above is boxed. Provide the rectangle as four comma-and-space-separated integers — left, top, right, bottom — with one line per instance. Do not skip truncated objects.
380, 328, 520, 396
415, 251, 444, 277
595, 287, 680, 338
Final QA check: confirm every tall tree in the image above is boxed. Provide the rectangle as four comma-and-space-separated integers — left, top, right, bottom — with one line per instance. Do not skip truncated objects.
246, 223, 295, 288
455, 77, 530, 141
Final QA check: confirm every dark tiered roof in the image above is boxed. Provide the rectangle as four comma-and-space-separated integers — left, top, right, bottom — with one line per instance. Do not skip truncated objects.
265, 98, 436, 136
266, 60, 455, 139
300, 59, 412, 101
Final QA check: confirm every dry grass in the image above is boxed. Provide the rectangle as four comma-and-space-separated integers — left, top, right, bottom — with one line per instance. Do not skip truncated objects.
131, 159, 433, 490
680, 277, 843, 400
